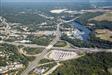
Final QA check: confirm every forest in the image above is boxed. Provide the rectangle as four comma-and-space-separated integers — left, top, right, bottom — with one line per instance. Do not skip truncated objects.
52, 52, 112, 75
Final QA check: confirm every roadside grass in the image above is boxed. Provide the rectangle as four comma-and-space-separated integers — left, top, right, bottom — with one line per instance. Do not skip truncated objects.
54, 40, 67, 47
24, 47, 43, 55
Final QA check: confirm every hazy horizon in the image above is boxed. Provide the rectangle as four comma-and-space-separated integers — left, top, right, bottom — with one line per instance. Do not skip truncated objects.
1, 0, 112, 2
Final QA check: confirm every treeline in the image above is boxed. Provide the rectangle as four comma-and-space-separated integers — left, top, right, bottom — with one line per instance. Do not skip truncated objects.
61, 34, 94, 48
75, 12, 112, 31
89, 20, 112, 30
4, 13, 47, 25
89, 33, 112, 49
61, 34, 112, 49
27, 35, 53, 46
75, 12, 103, 25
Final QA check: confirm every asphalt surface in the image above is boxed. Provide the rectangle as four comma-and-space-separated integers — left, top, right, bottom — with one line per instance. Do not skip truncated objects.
20, 19, 61, 75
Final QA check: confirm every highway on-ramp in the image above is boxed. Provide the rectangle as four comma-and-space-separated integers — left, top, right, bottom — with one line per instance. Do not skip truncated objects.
20, 17, 78, 75
20, 19, 61, 75
20, 36, 59, 75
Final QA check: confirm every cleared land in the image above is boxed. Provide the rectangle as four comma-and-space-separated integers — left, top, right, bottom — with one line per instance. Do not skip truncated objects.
95, 29, 112, 42
89, 12, 112, 21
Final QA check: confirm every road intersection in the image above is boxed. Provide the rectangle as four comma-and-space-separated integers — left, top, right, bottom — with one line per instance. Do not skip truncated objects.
1, 17, 112, 75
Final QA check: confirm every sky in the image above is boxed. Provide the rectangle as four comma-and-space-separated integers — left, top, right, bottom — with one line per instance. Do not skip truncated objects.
2, 0, 89, 2
1, 0, 112, 2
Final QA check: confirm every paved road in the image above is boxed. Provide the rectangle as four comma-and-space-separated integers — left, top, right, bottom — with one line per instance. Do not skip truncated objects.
18, 47, 41, 57
43, 63, 61, 75
20, 18, 61, 75
1, 17, 112, 75
21, 37, 59, 75
20, 30, 60, 75
1, 41, 112, 53
20, 17, 79, 75
37, 62, 54, 67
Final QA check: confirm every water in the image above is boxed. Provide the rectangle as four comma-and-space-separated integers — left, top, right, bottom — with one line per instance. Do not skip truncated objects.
71, 21, 91, 40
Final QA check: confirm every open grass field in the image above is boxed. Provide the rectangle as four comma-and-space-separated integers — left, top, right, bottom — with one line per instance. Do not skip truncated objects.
95, 29, 112, 42
89, 12, 112, 21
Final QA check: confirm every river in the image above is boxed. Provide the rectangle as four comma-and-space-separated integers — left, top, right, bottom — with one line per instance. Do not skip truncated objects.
71, 21, 91, 41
